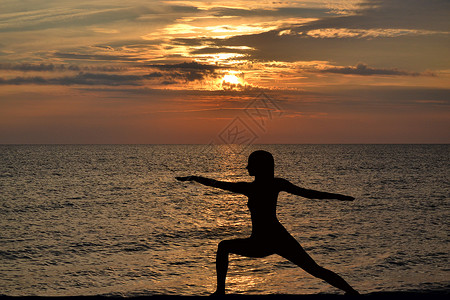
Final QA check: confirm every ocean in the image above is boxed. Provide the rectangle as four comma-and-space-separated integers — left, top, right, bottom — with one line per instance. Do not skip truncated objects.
0, 144, 448, 296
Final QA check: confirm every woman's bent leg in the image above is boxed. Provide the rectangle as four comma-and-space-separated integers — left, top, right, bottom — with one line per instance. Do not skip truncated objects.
213, 238, 273, 295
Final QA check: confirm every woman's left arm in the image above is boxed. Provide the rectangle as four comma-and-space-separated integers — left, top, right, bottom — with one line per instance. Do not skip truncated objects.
278, 178, 354, 201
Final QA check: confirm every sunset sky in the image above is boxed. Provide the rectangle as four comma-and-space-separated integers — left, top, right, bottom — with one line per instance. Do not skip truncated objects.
1, 0, 449, 144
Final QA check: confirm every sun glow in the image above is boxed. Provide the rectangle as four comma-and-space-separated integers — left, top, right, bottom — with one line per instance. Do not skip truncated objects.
222, 74, 241, 85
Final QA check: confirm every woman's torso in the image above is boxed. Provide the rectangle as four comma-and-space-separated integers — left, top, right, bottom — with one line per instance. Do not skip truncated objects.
246, 179, 288, 238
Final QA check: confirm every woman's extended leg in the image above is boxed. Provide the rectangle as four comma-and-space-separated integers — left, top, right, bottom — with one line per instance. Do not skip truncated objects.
213, 238, 273, 295
277, 236, 359, 295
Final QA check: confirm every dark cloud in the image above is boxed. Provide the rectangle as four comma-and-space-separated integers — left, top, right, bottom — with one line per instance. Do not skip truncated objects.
147, 61, 222, 71
145, 72, 163, 78
0, 63, 59, 71
221, 81, 260, 92
146, 61, 223, 83
0, 76, 50, 85
171, 38, 211, 47
166, 5, 200, 14
163, 70, 216, 83
0, 62, 220, 86
294, 0, 450, 32
318, 63, 433, 76
0, 62, 125, 72
0, 72, 145, 86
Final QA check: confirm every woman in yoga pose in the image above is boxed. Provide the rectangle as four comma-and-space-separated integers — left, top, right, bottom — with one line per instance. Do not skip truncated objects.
176, 150, 359, 295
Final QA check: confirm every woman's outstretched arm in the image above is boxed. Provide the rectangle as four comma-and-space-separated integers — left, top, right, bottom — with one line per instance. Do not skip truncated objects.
278, 178, 354, 201
176, 176, 249, 195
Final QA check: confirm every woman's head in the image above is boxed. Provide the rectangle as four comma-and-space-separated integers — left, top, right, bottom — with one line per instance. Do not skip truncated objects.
246, 150, 274, 178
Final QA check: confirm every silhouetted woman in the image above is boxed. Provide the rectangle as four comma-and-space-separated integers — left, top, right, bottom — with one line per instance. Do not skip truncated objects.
176, 150, 359, 295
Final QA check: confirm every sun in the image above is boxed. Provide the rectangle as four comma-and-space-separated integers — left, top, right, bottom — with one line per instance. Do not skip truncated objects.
222, 74, 241, 85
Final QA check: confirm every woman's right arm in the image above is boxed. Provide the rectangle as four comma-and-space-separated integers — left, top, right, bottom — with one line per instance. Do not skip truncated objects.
176, 176, 249, 195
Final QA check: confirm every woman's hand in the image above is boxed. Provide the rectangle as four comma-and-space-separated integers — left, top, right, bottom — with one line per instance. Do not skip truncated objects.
176, 176, 195, 181
336, 194, 355, 201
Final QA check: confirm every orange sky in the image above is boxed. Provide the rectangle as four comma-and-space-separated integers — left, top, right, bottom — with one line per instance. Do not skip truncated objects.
0, 0, 449, 144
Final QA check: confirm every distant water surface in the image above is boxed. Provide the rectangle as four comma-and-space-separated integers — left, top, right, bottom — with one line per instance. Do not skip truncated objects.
0, 144, 448, 296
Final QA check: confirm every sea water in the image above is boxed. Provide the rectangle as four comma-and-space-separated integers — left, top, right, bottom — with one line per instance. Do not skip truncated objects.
0, 144, 448, 296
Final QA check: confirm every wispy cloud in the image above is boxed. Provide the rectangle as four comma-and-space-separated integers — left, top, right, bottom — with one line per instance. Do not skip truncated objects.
0, 6, 145, 32
0, 3, 200, 32
53, 52, 142, 62
318, 63, 435, 77
208, 6, 328, 18
304, 28, 447, 39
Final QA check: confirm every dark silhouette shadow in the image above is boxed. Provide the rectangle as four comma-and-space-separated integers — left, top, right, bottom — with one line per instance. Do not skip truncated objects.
176, 150, 359, 295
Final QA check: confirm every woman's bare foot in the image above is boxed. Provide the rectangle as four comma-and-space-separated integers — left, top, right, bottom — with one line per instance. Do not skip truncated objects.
210, 289, 225, 296
344, 289, 360, 295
